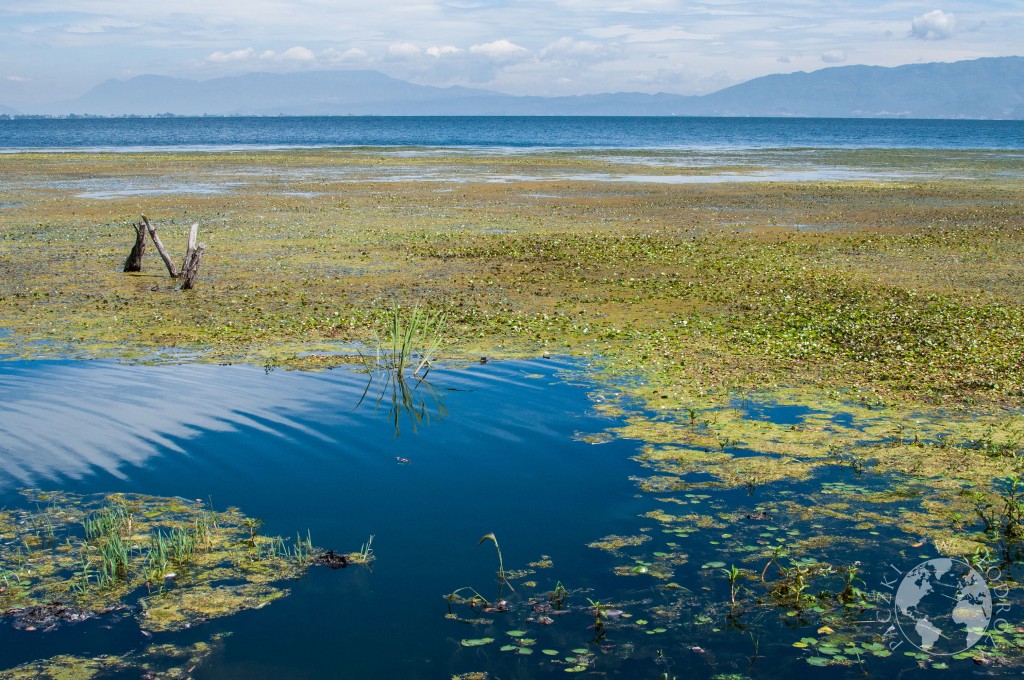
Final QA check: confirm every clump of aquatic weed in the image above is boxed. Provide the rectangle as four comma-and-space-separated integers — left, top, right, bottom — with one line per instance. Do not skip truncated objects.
0, 490, 341, 634
357, 302, 449, 435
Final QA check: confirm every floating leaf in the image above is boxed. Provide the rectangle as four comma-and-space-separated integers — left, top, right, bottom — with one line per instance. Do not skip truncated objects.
460, 638, 494, 647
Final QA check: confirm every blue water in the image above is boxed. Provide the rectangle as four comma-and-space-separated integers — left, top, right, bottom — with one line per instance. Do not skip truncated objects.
0, 358, 647, 677
1, 359, 1019, 677
2, 116, 1024, 151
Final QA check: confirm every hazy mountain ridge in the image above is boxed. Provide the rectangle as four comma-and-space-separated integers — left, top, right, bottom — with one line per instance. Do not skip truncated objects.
8, 56, 1024, 119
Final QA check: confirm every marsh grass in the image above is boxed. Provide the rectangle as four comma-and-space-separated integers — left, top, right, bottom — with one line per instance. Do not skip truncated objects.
371, 302, 445, 377
357, 303, 449, 435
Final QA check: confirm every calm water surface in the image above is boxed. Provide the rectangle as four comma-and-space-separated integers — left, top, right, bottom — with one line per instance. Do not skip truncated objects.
1, 358, 1018, 678
3, 116, 1024, 151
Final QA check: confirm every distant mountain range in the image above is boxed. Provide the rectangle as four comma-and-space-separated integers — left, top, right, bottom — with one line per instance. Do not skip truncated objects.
8, 56, 1024, 119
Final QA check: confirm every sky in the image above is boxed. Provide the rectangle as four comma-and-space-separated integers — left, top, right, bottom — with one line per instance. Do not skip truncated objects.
1, 1, 1021, 110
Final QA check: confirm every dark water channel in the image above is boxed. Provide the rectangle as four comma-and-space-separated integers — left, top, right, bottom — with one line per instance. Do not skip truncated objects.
0, 358, 1020, 678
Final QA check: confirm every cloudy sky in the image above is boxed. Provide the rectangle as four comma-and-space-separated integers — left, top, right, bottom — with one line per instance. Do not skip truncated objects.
1, 1, 1020, 109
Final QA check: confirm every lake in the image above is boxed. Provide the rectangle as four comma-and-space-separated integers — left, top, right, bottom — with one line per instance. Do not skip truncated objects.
3, 116, 1024, 152
1, 356, 1020, 678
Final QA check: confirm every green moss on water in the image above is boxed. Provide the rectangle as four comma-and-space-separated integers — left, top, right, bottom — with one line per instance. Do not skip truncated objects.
0, 634, 228, 679
0, 490, 355, 675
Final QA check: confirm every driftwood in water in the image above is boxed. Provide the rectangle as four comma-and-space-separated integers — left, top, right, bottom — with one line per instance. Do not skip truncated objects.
122, 222, 147, 272
142, 215, 178, 278
180, 243, 205, 290
121, 217, 206, 289
180, 222, 199, 273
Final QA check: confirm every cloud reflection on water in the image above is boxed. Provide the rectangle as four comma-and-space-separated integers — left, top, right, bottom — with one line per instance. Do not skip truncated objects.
0, 361, 346, 490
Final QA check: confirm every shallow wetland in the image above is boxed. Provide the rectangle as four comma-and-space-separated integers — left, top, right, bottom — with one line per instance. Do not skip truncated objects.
1, 143, 1023, 678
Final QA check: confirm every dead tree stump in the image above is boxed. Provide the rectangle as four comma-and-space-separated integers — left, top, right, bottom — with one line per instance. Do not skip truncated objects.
123, 222, 147, 272
180, 222, 199, 273
142, 215, 178, 278
121, 216, 206, 289
180, 244, 205, 290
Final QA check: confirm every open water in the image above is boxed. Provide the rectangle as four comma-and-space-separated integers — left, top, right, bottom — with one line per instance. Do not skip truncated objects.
0, 358, 1019, 678
2, 116, 1024, 151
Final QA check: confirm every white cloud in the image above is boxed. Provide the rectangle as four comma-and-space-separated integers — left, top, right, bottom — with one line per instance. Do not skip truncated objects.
821, 49, 847, 64
208, 48, 256, 63
468, 39, 531, 63
587, 25, 717, 43
279, 46, 315, 62
211, 46, 317, 63
322, 47, 366, 63
539, 37, 618, 65
911, 10, 956, 40
427, 45, 462, 58
6, 75, 29, 82
386, 42, 422, 61
3, 0, 1022, 105
65, 17, 139, 34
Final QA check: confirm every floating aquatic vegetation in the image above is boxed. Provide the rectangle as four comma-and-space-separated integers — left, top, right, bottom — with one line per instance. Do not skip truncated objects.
141, 582, 287, 632
586, 533, 652, 555
571, 431, 614, 444
0, 490, 369, 675
0, 633, 229, 679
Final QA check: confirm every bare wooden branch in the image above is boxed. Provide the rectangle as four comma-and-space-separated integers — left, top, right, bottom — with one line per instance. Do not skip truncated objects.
180, 222, 199, 274
123, 221, 147, 272
142, 215, 178, 278
180, 243, 205, 290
